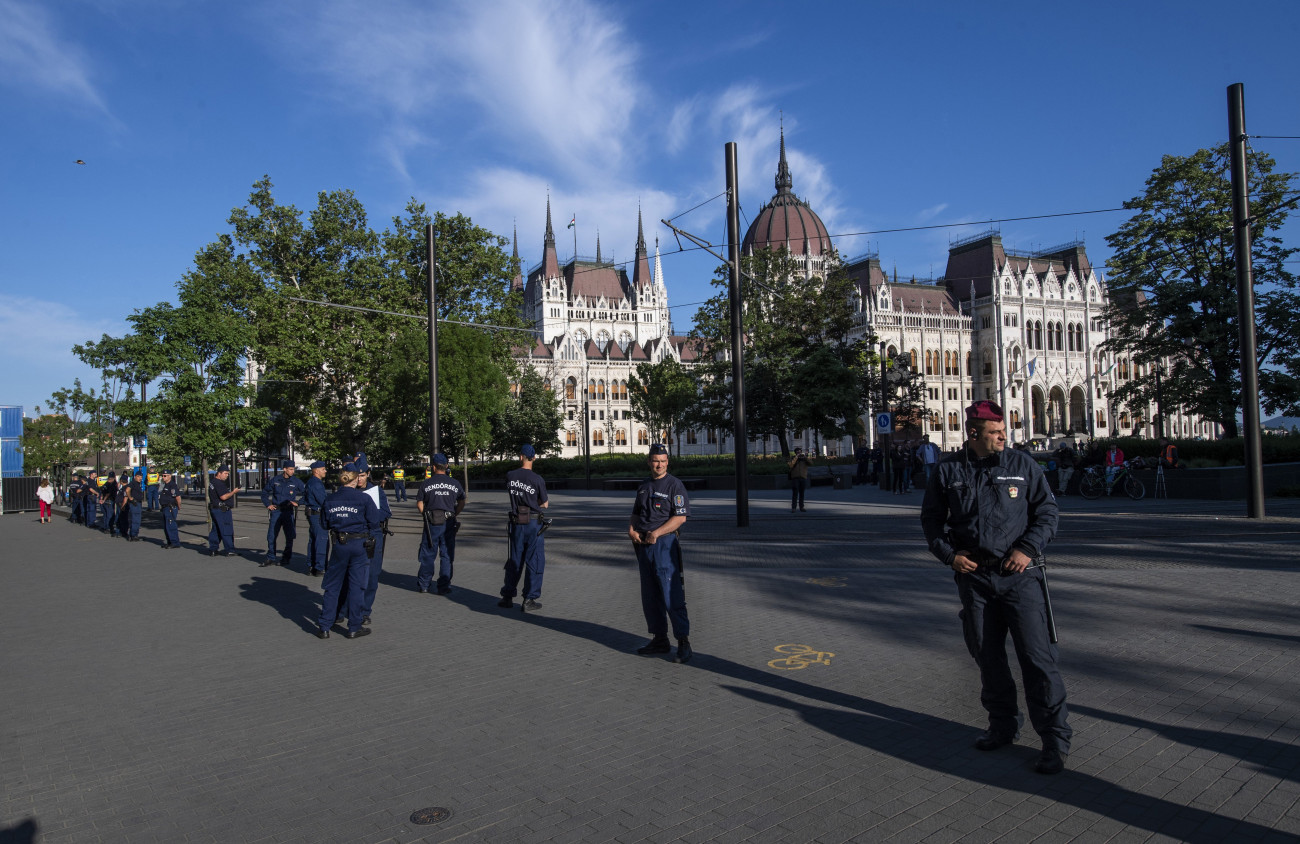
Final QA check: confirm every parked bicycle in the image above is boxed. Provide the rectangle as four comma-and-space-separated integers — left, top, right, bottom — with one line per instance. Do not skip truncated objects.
1078, 462, 1145, 500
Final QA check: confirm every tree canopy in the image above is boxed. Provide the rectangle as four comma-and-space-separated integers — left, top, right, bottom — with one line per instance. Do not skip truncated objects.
1102, 144, 1298, 437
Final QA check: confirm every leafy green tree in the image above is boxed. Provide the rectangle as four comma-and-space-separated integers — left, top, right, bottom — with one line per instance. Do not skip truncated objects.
690, 247, 861, 456
490, 365, 563, 457
628, 358, 698, 456
21, 407, 81, 478
1102, 144, 1297, 437
791, 345, 861, 446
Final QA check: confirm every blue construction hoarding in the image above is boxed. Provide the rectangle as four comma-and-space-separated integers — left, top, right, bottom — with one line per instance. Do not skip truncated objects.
1, 405, 23, 478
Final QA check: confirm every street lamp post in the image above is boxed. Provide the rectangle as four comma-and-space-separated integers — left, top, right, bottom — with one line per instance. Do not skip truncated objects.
879, 340, 890, 491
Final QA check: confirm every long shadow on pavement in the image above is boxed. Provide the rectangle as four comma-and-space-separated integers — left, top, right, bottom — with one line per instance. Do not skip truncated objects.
723, 683, 1282, 843
446, 587, 647, 653
1072, 703, 1300, 784
237, 576, 321, 634
1189, 623, 1300, 645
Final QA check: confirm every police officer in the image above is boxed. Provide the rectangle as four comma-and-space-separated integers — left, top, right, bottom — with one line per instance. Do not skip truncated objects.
158, 469, 182, 549
206, 465, 239, 557
392, 464, 407, 502
261, 460, 305, 567
920, 400, 1071, 775
628, 443, 692, 663
68, 473, 85, 524
317, 465, 381, 639
355, 455, 391, 625
123, 470, 145, 541
83, 471, 100, 527
304, 460, 329, 576
100, 472, 119, 536
498, 444, 548, 611
417, 453, 465, 595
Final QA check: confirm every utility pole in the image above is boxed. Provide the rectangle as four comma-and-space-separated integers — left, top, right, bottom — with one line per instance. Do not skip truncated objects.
726, 142, 748, 527
1154, 362, 1165, 439
880, 341, 891, 491
1228, 82, 1265, 518
426, 223, 440, 458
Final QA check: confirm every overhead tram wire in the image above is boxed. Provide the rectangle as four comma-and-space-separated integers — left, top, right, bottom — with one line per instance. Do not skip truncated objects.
284, 296, 539, 335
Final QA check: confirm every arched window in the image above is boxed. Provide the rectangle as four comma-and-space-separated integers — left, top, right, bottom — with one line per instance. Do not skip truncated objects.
966, 351, 972, 376
1055, 323, 1064, 351
565, 377, 577, 401
615, 430, 627, 446
925, 350, 934, 375
910, 349, 918, 369
948, 411, 960, 431
565, 429, 578, 447
588, 379, 596, 399
619, 380, 628, 401
931, 411, 942, 431
1034, 321, 1043, 350
886, 345, 898, 360
543, 379, 553, 392
597, 379, 606, 399
593, 430, 604, 446
638, 429, 650, 445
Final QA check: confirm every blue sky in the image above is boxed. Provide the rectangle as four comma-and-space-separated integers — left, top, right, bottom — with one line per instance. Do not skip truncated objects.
3, 0, 1299, 417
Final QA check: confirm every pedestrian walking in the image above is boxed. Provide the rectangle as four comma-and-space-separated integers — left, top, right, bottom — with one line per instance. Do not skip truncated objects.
628, 443, 692, 663
37, 478, 55, 523
206, 466, 238, 557
920, 400, 1071, 775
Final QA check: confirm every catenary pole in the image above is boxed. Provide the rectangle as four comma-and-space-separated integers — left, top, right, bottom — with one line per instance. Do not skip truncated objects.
725, 142, 748, 527
426, 223, 440, 457
1227, 83, 1264, 518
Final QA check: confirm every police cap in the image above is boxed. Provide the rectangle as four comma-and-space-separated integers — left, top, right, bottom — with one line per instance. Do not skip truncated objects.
308, 460, 327, 470
431, 453, 449, 466
353, 452, 370, 472
648, 443, 668, 456
519, 444, 536, 459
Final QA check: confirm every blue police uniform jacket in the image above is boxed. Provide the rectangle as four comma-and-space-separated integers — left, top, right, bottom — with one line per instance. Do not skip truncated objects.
506, 468, 547, 515
920, 445, 1058, 566
159, 479, 181, 506
631, 474, 690, 532
208, 477, 232, 508
420, 475, 465, 515
127, 479, 144, 504
261, 474, 305, 507
304, 476, 328, 511
321, 486, 382, 535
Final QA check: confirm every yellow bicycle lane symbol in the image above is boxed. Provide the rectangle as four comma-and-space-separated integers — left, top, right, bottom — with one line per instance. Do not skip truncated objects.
767, 644, 835, 671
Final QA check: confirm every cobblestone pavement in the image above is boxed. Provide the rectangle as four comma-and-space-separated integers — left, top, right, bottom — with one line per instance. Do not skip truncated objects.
2, 482, 1299, 843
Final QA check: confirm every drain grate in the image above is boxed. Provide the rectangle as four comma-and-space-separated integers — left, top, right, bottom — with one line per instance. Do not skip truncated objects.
410, 807, 453, 826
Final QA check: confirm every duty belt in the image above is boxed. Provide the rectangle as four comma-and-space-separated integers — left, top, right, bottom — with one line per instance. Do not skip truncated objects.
332, 531, 369, 544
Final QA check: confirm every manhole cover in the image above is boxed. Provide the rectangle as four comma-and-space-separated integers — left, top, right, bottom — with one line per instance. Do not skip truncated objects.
410, 807, 453, 825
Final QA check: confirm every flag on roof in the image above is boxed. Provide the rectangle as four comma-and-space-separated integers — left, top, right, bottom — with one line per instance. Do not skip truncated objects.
567, 215, 575, 229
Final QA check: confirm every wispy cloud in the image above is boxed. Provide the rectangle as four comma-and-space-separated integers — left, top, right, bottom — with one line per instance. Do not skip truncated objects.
0, 0, 111, 116
0, 294, 125, 411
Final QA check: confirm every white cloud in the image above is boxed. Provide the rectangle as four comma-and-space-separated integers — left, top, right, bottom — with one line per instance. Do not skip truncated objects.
0, 294, 126, 412
0, 0, 111, 116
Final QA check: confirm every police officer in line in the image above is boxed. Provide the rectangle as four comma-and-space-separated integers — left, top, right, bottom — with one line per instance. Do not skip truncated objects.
115, 475, 131, 537
158, 469, 182, 549
261, 460, 305, 567
82, 471, 99, 527
303, 460, 329, 577
391, 464, 407, 502
628, 443, 692, 664
920, 400, 1072, 775
206, 465, 239, 557
68, 473, 85, 524
355, 455, 391, 626
317, 464, 381, 640
100, 472, 120, 536
417, 453, 465, 595
498, 444, 548, 612
123, 470, 145, 541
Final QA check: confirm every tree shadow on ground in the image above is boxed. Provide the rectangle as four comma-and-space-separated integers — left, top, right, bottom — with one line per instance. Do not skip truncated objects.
0, 819, 37, 844
1072, 703, 1300, 784
724, 684, 1281, 843
237, 576, 320, 634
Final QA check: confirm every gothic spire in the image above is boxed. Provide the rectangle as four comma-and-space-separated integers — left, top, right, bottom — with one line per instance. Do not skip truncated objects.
636, 204, 647, 254
596, 230, 602, 264
510, 222, 523, 292
541, 195, 560, 278
633, 206, 652, 289
544, 194, 555, 247
775, 124, 793, 195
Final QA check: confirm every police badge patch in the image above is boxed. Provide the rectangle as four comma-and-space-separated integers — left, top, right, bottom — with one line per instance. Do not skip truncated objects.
674, 494, 685, 507
1008, 486, 1019, 498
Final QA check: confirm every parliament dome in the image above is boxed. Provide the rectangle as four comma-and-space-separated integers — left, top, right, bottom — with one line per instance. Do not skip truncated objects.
741, 130, 833, 257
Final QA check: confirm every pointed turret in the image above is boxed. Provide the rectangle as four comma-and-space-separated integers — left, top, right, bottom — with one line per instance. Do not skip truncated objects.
632, 206, 652, 289
542, 195, 560, 278
775, 125, 793, 195
510, 223, 524, 293
596, 231, 602, 264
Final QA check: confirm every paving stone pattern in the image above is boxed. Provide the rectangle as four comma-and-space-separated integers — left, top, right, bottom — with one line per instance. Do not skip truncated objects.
2, 484, 1299, 843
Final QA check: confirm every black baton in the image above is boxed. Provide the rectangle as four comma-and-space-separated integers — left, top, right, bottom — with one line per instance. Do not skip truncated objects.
1027, 559, 1059, 644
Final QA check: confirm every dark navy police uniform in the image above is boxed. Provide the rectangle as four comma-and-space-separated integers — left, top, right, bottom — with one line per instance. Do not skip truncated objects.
418, 472, 465, 593
125, 476, 144, 539
68, 476, 85, 523
304, 465, 329, 575
631, 473, 691, 641
207, 474, 237, 554
261, 471, 305, 562
319, 485, 381, 635
357, 477, 392, 620
921, 444, 1072, 755
501, 466, 548, 602
159, 475, 182, 548
99, 475, 118, 535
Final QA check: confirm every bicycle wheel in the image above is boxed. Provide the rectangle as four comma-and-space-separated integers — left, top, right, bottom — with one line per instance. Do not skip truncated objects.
1124, 474, 1146, 500
1079, 471, 1103, 499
